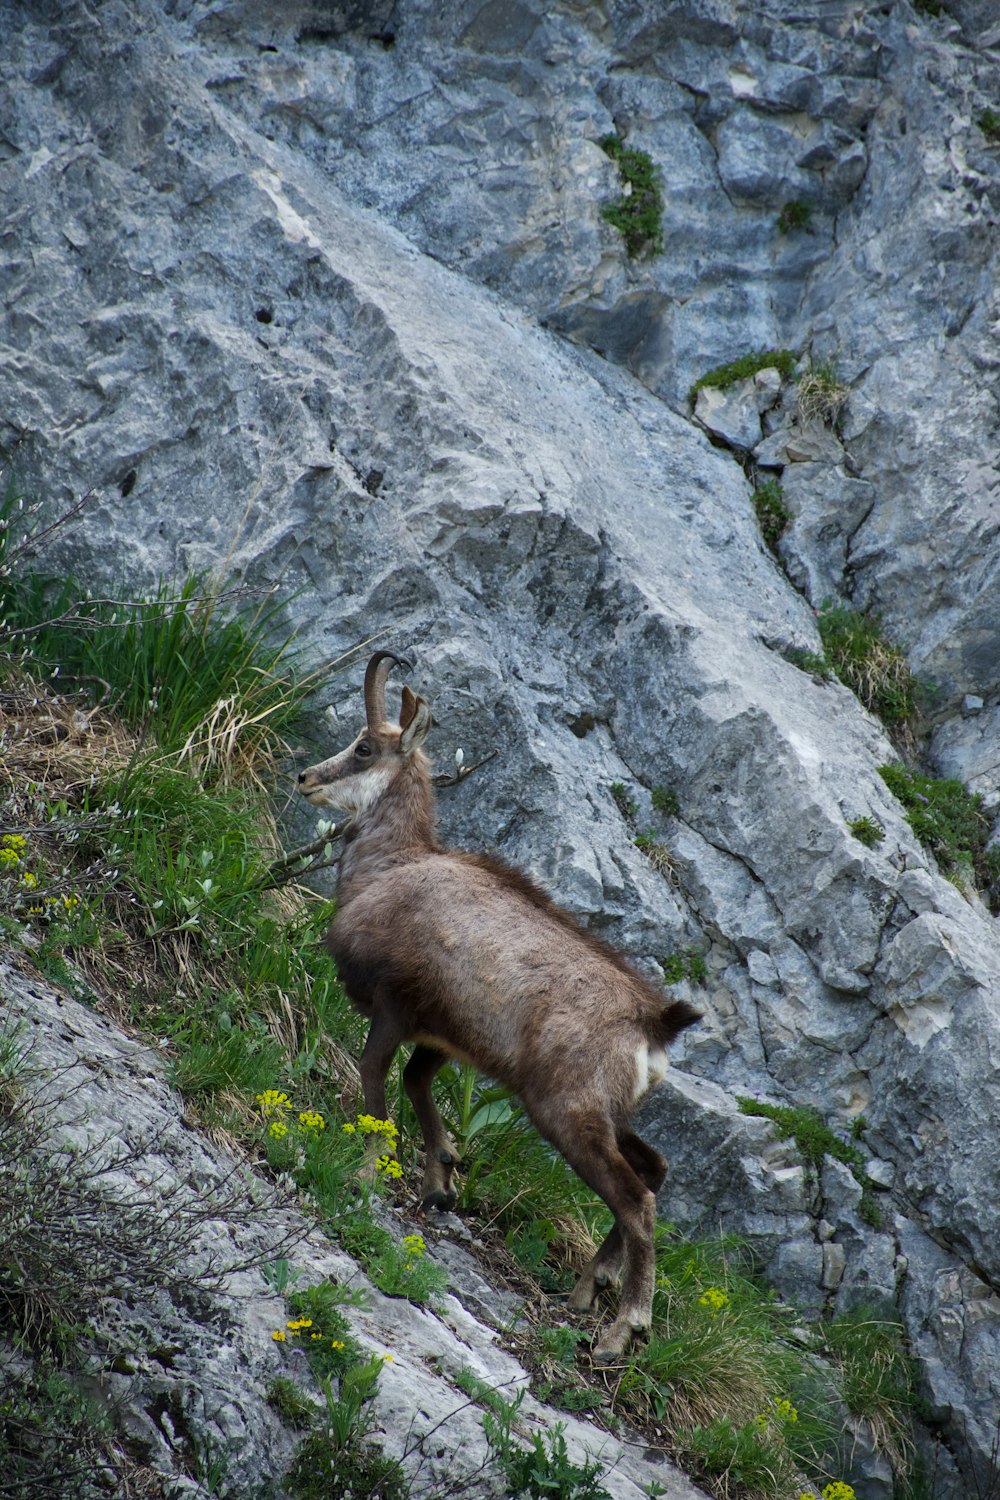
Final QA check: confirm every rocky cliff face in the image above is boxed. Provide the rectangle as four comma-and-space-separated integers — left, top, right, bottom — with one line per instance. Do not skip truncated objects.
2, 0, 1000, 1492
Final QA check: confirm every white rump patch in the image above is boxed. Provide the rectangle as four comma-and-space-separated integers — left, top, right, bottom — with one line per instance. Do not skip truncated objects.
633, 1041, 669, 1103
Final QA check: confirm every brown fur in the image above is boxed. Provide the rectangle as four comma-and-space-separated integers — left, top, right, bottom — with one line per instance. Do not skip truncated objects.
298, 657, 700, 1362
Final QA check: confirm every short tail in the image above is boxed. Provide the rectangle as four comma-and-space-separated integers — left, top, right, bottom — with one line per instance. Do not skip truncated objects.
654, 999, 701, 1046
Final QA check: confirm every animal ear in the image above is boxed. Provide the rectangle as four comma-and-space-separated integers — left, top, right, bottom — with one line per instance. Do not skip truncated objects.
399, 690, 432, 753
399, 684, 419, 731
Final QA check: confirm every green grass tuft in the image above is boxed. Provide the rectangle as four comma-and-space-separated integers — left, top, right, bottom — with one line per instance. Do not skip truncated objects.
816, 604, 917, 725
689, 349, 797, 406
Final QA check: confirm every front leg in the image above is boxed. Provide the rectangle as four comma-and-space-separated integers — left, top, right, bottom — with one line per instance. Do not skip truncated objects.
356, 1007, 406, 1182
403, 1045, 461, 1211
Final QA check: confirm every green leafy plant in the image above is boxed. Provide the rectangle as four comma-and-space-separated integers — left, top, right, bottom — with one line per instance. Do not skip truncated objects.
978, 107, 1000, 142
736, 1098, 880, 1226
878, 763, 1000, 908
662, 949, 707, 985
777, 200, 813, 234
599, 135, 664, 257
689, 349, 797, 406
752, 479, 791, 553
651, 786, 679, 817
847, 815, 885, 848
816, 604, 917, 725
480, 1383, 613, 1500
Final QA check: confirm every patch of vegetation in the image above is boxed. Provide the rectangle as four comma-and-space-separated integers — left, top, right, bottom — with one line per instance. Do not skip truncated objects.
274, 1280, 407, 1500
816, 604, 918, 726
0, 1364, 139, 1500
879, 763, 1000, 908
598, 134, 664, 257
613, 1230, 840, 1497
480, 1383, 613, 1500
847, 815, 885, 849
752, 478, 791, 553
784, 646, 833, 680
777, 200, 813, 234
689, 348, 797, 406
267, 1376, 316, 1430
662, 949, 707, 985
634, 830, 676, 878
824, 1306, 917, 1479
913, 0, 944, 14
737, 1098, 880, 1228
610, 781, 638, 821
651, 785, 679, 816
797, 361, 849, 425
978, 107, 1000, 142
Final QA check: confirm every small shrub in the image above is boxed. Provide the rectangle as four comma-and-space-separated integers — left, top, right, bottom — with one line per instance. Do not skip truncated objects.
662, 949, 707, 986
338, 1219, 447, 1306
816, 605, 917, 725
777, 199, 813, 234
689, 349, 796, 406
847, 816, 885, 848
878, 763, 1000, 907
752, 479, 791, 553
599, 135, 664, 257
481, 1385, 613, 1500
978, 107, 1000, 142
651, 786, 679, 817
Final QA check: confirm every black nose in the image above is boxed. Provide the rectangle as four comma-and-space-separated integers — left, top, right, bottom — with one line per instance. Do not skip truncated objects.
297, 771, 307, 785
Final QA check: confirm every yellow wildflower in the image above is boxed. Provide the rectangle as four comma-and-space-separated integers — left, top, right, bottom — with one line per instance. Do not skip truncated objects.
341, 1122, 357, 1135
257, 1089, 292, 1116
401, 1234, 425, 1258
774, 1398, 798, 1424
298, 1110, 326, 1132
19, 870, 38, 889
376, 1155, 403, 1179
269, 1120, 289, 1139
330, 1339, 345, 1350
698, 1286, 729, 1311
272, 1330, 287, 1342
822, 1486, 855, 1500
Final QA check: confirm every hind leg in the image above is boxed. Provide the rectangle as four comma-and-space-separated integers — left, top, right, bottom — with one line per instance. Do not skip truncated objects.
545, 1117, 660, 1363
403, 1045, 461, 1211
568, 1130, 666, 1314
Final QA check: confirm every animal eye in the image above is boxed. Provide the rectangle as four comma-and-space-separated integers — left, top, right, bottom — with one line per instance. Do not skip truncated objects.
355, 742, 372, 759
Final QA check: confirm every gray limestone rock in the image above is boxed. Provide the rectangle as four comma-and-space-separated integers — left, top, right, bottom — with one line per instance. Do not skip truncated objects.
2, 0, 1000, 1487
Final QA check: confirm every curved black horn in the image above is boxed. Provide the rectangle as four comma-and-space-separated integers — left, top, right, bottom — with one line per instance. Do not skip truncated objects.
364, 651, 413, 727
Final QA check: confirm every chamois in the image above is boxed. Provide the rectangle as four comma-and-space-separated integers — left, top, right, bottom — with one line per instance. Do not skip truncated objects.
298, 651, 699, 1362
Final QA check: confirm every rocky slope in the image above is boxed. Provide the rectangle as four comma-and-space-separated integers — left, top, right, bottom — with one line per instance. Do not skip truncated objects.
2, 0, 1000, 1492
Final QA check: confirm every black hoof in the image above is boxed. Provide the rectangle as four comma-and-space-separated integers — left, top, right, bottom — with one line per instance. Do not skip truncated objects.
422, 1187, 457, 1213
